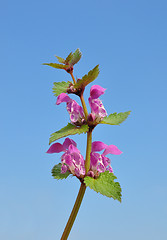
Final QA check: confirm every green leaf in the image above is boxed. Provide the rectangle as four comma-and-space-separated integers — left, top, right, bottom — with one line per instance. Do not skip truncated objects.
52, 81, 71, 96
55, 56, 65, 64
69, 48, 82, 66
74, 65, 99, 89
84, 171, 122, 202
49, 123, 89, 144
101, 111, 131, 125
43, 63, 68, 70
52, 163, 71, 180
65, 52, 73, 64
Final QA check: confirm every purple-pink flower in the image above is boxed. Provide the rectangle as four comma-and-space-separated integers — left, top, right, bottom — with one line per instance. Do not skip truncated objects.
56, 85, 107, 126
88, 141, 122, 177
56, 93, 85, 125
47, 138, 85, 177
88, 85, 107, 122
47, 138, 122, 178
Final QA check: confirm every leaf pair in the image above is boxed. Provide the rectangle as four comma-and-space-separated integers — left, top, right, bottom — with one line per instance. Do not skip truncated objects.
52, 165, 122, 202
49, 111, 131, 145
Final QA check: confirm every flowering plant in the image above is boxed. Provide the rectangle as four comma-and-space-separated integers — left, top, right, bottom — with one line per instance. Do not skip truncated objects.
44, 49, 130, 239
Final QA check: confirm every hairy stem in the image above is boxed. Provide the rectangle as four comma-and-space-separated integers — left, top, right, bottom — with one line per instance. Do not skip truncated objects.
85, 129, 92, 174
60, 183, 86, 240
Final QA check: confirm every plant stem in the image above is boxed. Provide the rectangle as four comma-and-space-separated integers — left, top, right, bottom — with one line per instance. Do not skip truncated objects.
70, 72, 88, 120
85, 129, 92, 174
80, 93, 88, 120
61, 68, 91, 240
70, 72, 76, 84
60, 183, 86, 240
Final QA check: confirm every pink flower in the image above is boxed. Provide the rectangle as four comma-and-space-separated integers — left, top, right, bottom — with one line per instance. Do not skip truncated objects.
88, 141, 122, 177
47, 138, 85, 177
88, 85, 107, 122
56, 93, 85, 125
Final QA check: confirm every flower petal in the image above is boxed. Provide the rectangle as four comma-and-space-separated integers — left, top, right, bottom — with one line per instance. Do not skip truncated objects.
90, 85, 106, 99
92, 141, 108, 152
87, 113, 96, 122
68, 144, 80, 154
108, 166, 113, 173
63, 138, 77, 149
90, 152, 99, 167
46, 143, 65, 154
89, 97, 107, 120
64, 154, 72, 166
87, 171, 95, 178
103, 145, 123, 156
61, 164, 68, 174
56, 93, 71, 105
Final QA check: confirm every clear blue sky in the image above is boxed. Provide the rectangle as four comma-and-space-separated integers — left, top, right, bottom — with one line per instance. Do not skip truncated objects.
1, 0, 167, 239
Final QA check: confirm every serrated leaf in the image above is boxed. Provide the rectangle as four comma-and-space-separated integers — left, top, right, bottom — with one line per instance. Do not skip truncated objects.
55, 56, 65, 64
52, 163, 71, 180
69, 48, 82, 66
52, 81, 71, 96
74, 65, 99, 89
84, 171, 122, 201
43, 63, 68, 70
101, 111, 131, 125
65, 52, 73, 64
49, 123, 89, 144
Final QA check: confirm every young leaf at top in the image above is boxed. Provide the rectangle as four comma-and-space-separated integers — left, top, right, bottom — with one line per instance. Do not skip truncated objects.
52, 81, 71, 96
49, 123, 89, 145
52, 163, 71, 180
69, 49, 82, 66
84, 171, 122, 202
55, 56, 65, 64
43, 49, 82, 72
101, 111, 131, 125
43, 63, 68, 70
74, 65, 99, 89
65, 52, 73, 64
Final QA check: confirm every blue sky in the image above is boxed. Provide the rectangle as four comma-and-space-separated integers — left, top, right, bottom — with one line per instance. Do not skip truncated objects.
1, 0, 167, 239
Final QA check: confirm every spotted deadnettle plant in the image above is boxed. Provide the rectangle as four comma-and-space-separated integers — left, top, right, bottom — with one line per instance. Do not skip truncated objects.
44, 49, 130, 240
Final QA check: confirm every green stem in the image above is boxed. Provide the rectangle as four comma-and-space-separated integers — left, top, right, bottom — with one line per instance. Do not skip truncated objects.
70, 72, 88, 120
85, 129, 92, 174
61, 68, 91, 240
60, 183, 86, 240
70, 72, 76, 84
80, 93, 88, 120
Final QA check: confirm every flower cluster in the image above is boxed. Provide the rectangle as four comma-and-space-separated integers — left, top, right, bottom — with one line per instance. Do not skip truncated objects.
47, 138, 122, 178
47, 84, 122, 178
56, 85, 107, 126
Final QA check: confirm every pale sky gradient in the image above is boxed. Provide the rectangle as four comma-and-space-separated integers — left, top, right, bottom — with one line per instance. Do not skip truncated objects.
1, 0, 167, 239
